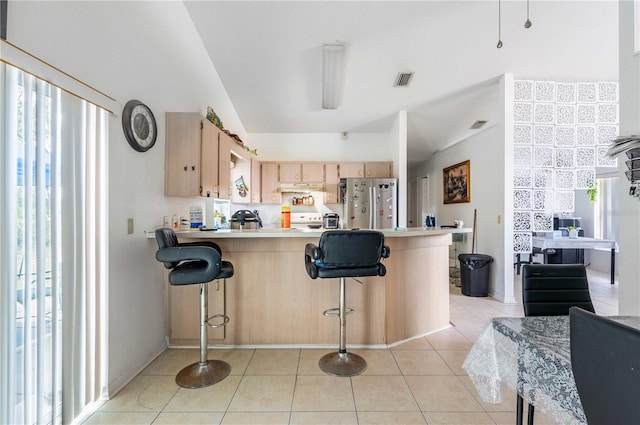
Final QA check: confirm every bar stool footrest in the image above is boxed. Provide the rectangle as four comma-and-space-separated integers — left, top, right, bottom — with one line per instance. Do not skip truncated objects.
322, 307, 354, 317
205, 313, 229, 329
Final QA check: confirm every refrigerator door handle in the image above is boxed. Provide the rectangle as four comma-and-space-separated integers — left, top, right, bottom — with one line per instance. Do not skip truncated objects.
369, 186, 375, 229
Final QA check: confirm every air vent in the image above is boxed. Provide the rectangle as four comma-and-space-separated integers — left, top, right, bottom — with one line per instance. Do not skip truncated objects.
470, 120, 488, 129
394, 72, 414, 87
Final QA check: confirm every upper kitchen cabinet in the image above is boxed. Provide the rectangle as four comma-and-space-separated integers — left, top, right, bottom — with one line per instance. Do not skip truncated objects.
165, 112, 219, 197
324, 163, 340, 204
279, 163, 301, 182
250, 158, 261, 203
217, 131, 234, 199
338, 162, 364, 178
261, 162, 281, 204
302, 163, 324, 182
365, 162, 393, 178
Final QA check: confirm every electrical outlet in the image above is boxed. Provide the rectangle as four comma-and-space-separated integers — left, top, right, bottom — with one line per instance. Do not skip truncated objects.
497, 215, 501, 224
127, 218, 134, 234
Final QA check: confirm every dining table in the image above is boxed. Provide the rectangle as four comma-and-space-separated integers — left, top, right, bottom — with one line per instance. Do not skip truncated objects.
531, 236, 618, 284
462, 315, 640, 425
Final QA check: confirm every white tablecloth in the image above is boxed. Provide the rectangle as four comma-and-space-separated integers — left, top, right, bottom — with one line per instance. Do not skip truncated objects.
532, 236, 618, 251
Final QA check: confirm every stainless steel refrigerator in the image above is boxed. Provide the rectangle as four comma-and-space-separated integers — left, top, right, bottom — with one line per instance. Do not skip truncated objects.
340, 178, 398, 229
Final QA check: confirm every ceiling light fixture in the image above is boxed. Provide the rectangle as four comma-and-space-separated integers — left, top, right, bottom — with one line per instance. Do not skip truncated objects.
322, 44, 345, 109
497, 0, 503, 48
524, 0, 532, 28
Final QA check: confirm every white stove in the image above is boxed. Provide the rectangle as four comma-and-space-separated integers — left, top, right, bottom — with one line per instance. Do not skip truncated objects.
290, 212, 323, 229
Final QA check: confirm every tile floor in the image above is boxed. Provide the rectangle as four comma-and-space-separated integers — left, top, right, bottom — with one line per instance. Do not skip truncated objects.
84, 268, 617, 425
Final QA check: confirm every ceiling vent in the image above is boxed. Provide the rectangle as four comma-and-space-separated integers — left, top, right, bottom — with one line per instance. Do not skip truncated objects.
394, 72, 414, 87
470, 120, 488, 129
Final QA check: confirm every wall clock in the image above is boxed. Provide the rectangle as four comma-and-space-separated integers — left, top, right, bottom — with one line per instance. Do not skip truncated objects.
122, 99, 157, 152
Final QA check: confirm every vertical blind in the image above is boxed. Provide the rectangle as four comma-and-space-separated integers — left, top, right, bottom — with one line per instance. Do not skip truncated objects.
0, 62, 109, 425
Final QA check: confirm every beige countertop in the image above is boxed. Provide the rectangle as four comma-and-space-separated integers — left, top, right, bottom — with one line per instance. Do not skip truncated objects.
173, 226, 472, 239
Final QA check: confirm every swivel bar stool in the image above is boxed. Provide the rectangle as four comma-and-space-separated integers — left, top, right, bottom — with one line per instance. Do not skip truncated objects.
304, 230, 390, 377
155, 228, 234, 388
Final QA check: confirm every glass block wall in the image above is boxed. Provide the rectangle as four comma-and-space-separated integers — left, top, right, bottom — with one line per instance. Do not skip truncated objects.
512, 80, 619, 254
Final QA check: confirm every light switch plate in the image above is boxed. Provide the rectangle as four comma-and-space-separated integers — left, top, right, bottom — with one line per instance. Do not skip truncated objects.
127, 218, 134, 234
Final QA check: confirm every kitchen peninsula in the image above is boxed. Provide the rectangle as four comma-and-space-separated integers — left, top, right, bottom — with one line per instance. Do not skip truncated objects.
168, 227, 471, 347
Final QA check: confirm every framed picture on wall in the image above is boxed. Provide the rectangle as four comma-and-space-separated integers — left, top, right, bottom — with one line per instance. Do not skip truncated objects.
443, 160, 470, 204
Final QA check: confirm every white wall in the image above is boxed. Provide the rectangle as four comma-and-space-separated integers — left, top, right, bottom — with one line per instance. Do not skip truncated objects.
410, 123, 509, 301
8, 1, 246, 394
617, 0, 640, 315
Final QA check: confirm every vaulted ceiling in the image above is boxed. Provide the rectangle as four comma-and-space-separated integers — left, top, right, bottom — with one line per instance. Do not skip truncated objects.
184, 1, 618, 163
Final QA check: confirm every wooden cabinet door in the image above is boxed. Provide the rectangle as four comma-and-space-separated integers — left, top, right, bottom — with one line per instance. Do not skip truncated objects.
279, 163, 301, 182
302, 163, 324, 182
261, 163, 282, 203
200, 119, 220, 198
365, 162, 393, 178
165, 113, 202, 197
324, 163, 340, 204
217, 131, 233, 199
250, 158, 261, 203
338, 162, 364, 178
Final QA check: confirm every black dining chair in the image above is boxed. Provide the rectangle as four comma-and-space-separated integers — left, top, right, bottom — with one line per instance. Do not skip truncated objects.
518, 264, 595, 425
570, 307, 640, 425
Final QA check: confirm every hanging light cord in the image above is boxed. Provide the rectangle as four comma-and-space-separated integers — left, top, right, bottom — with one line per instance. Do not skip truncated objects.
525, 0, 532, 28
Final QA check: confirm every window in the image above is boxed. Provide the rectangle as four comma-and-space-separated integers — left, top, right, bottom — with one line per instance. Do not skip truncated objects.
593, 176, 618, 241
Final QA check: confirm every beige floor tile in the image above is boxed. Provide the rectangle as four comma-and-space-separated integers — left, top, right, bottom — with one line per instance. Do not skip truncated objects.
290, 411, 358, 424
297, 349, 330, 375
152, 412, 224, 424
458, 375, 517, 412
292, 375, 355, 412
437, 350, 470, 376
220, 411, 290, 424
488, 410, 556, 425
350, 349, 401, 375
212, 349, 256, 376
83, 412, 158, 425
426, 328, 473, 350
101, 376, 178, 412
140, 349, 200, 376
227, 375, 296, 411
391, 350, 454, 376
352, 375, 419, 412
405, 376, 483, 412
423, 411, 495, 424
389, 336, 434, 350
357, 411, 427, 424
163, 376, 241, 412
244, 349, 300, 375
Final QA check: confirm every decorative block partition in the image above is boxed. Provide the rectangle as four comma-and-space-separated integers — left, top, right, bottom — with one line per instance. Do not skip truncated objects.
512, 80, 618, 254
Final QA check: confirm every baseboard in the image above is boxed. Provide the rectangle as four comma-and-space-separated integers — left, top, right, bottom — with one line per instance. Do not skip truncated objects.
107, 339, 168, 398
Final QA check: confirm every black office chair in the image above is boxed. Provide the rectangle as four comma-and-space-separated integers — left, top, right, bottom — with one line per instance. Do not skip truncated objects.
155, 228, 234, 388
518, 264, 595, 425
304, 230, 390, 377
570, 307, 640, 425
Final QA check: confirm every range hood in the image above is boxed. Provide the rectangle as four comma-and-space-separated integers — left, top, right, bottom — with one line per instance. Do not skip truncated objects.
280, 182, 324, 193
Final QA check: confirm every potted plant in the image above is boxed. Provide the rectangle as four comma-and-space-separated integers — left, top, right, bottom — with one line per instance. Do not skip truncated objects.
567, 225, 579, 239
587, 183, 598, 203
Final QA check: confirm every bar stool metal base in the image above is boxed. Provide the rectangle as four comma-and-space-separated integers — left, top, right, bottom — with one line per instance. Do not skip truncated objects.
175, 359, 231, 389
318, 351, 367, 377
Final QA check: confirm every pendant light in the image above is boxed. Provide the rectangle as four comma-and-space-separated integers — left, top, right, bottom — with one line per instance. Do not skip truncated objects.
524, 0, 532, 28
497, 0, 503, 48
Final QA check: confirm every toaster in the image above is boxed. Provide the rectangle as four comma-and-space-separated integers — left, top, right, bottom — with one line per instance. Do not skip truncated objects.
323, 213, 340, 229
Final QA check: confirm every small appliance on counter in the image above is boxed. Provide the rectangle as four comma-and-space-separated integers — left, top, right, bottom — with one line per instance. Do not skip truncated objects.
323, 213, 340, 229
205, 198, 230, 230
230, 209, 262, 230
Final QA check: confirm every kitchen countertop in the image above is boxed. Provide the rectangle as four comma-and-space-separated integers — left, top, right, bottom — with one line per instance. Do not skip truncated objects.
173, 226, 473, 239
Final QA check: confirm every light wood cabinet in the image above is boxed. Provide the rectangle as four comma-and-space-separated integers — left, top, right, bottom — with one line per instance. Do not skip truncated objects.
338, 162, 365, 178
165, 113, 219, 197
279, 163, 301, 182
324, 163, 340, 204
366, 161, 393, 178
302, 163, 324, 182
217, 131, 233, 199
261, 163, 281, 204
169, 278, 225, 344
250, 158, 261, 203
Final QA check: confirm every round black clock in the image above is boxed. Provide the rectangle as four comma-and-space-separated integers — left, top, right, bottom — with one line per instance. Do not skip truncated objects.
122, 99, 157, 152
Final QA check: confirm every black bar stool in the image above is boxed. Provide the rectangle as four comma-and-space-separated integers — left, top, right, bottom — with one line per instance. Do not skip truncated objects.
155, 228, 234, 388
304, 230, 390, 377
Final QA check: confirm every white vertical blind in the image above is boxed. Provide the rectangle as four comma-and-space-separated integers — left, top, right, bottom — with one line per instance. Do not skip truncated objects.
0, 62, 108, 425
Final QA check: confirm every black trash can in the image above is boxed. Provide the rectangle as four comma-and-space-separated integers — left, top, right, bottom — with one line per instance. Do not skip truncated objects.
458, 254, 493, 297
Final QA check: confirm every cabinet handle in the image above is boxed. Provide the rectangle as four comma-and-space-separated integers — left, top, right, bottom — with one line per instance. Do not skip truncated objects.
192, 165, 196, 171
183, 166, 188, 171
